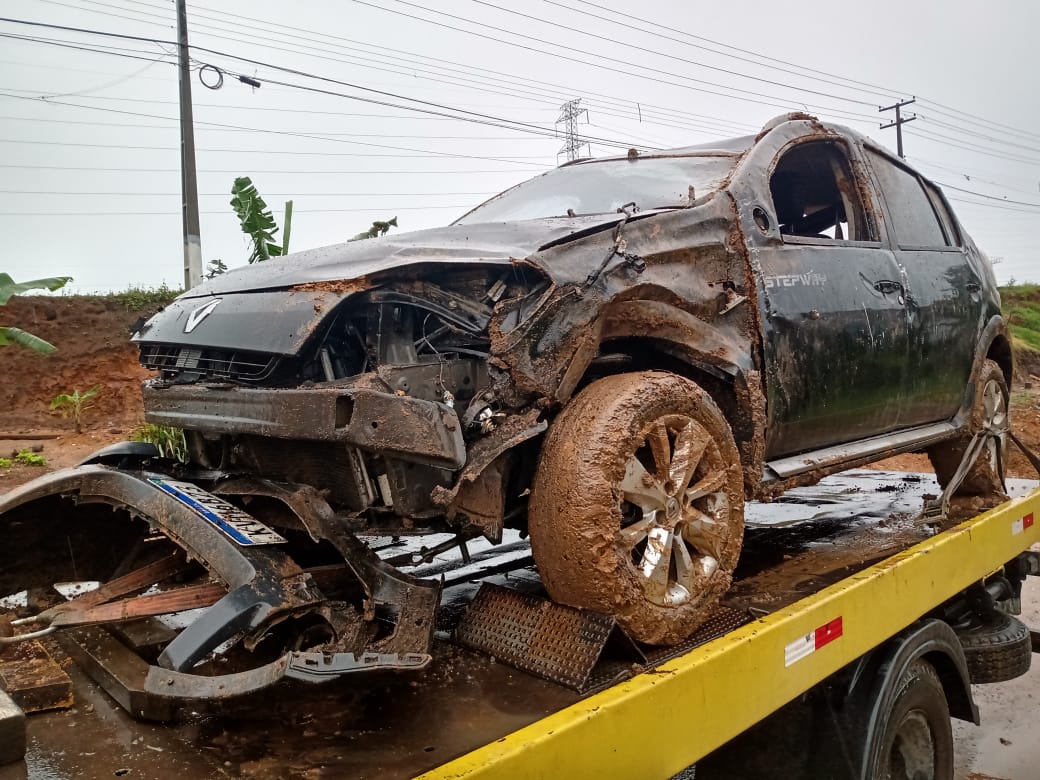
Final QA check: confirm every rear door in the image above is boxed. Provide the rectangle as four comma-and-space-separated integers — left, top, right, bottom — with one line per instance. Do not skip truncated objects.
864, 149, 981, 426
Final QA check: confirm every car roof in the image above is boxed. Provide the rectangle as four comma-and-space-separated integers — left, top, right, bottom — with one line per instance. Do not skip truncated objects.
558, 113, 867, 169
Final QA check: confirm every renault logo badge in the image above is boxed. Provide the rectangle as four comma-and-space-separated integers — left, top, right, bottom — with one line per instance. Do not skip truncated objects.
184, 298, 222, 333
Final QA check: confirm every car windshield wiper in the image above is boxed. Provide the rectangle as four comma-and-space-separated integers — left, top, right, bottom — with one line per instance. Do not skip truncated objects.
583, 203, 645, 289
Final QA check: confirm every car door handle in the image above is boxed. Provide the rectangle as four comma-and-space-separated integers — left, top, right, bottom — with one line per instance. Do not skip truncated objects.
873, 280, 903, 295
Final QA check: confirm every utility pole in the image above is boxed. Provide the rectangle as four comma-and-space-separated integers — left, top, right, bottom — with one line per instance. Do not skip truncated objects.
556, 98, 590, 163
177, 0, 202, 289
879, 97, 916, 159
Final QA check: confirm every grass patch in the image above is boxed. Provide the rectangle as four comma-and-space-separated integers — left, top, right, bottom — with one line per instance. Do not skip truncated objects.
14, 450, 46, 467
132, 423, 188, 462
1001, 284, 1040, 353
107, 283, 182, 310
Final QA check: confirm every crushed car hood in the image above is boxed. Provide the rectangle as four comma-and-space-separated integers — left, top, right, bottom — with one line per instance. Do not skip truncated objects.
186, 214, 631, 298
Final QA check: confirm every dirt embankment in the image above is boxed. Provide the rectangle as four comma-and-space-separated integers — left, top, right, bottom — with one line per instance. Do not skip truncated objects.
0, 295, 164, 484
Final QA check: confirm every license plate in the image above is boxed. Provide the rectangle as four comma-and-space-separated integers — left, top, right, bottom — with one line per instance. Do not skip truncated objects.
148, 477, 287, 546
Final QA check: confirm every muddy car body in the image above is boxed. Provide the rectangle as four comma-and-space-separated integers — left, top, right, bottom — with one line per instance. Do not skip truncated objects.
0, 114, 1009, 682
135, 113, 1009, 641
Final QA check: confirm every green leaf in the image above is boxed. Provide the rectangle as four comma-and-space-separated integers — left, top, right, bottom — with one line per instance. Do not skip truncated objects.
349, 216, 398, 242
0, 273, 72, 305
230, 176, 281, 264
0, 326, 57, 353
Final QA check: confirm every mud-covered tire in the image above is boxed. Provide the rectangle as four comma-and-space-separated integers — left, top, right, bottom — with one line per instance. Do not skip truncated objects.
928, 359, 1009, 497
956, 610, 1032, 684
528, 371, 744, 646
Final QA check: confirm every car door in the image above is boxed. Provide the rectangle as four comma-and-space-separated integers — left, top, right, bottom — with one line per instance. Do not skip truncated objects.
752, 139, 910, 458
863, 149, 982, 426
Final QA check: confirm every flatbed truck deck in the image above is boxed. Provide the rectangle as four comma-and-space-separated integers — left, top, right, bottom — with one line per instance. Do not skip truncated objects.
2, 469, 1039, 780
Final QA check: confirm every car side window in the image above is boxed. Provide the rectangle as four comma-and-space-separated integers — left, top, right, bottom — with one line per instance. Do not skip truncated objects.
923, 182, 961, 247
865, 150, 949, 248
768, 141, 873, 242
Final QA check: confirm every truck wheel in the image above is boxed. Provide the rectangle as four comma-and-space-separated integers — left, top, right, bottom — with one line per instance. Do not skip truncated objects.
868, 659, 954, 780
528, 371, 744, 645
956, 610, 1031, 684
929, 359, 1008, 497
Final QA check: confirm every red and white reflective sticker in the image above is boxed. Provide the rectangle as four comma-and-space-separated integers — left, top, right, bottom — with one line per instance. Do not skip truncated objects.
1011, 512, 1035, 536
784, 616, 843, 667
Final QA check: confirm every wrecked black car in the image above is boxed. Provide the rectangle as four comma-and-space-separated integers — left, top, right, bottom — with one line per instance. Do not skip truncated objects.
0, 114, 1009, 704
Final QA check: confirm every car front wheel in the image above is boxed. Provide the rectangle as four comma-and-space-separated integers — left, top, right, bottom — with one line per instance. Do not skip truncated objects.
528, 371, 745, 645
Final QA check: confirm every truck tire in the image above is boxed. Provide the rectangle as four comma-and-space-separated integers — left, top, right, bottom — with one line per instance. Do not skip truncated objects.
956, 610, 1032, 684
866, 658, 954, 780
928, 359, 1008, 497
528, 371, 744, 645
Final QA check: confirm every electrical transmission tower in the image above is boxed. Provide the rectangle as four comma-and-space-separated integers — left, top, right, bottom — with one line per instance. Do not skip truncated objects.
879, 97, 916, 159
556, 98, 590, 163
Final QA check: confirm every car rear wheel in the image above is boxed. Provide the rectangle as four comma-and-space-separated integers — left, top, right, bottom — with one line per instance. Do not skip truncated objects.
528, 371, 744, 645
929, 359, 1009, 497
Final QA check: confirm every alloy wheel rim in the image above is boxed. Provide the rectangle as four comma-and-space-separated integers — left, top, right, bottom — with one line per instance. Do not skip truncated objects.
981, 378, 1009, 476
617, 414, 731, 607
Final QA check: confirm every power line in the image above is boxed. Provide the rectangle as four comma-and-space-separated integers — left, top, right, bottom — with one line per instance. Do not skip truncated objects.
0, 90, 562, 165
932, 180, 1040, 209
344, 0, 882, 124
0, 85, 558, 120
468, 0, 879, 107
908, 156, 1040, 199
0, 19, 656, 153
172, 0, 757, 134
0, 137, 553, 159
918, 98, 1040, 145
906, 127, 1040, 167
538, 0, 1040, 148
7, 8, 1037, 186
0, 30, 661, 160
0, 114, 567, 139
945, 195, 1040, 215
10, 3, 762, 139
551, 0, 901, 100
0, 163, 535, 173
0, 205, 477, 215
149, 0, 1040, 152
0, 190, 497, 196
916, 113, 1040, 155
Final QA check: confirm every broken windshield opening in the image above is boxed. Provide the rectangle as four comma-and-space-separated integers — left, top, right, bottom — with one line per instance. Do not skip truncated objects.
454, 155, 738, 225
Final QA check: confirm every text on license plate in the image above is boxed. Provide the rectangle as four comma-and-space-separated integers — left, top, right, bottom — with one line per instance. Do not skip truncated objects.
147, 477, 287, 546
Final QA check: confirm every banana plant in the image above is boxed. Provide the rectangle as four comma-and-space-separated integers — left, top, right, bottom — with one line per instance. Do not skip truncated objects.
50, 385, 101, 434
229, 176, 292, 264
0, 273, 72, 353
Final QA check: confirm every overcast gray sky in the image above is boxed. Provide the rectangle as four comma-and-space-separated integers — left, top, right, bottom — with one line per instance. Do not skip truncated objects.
1, 0, 1037, 292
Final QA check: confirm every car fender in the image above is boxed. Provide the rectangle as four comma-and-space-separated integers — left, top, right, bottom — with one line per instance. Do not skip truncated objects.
956, 314, 1012, 425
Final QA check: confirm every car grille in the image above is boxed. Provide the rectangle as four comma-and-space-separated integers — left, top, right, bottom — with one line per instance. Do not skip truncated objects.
139, 344, 278, 381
